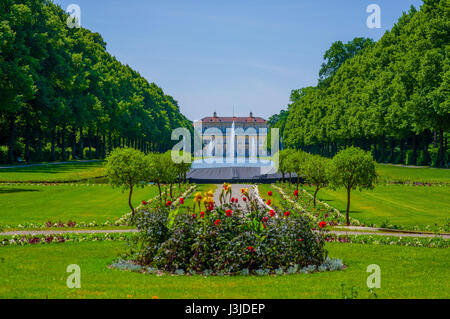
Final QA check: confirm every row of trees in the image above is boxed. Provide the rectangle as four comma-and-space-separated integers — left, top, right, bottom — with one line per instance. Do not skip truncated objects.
0, 0, 191, 164
272, 0, 449, 167
277, 147, 377, 225
105, 148, 192, 218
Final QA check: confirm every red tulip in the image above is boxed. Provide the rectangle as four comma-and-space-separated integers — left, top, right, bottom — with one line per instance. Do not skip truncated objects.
268, 191, 273, 197
319, 221, 327, 229
284, 211, 291, 217
200, 211, 205, 219
179, 198, 184, 204
267, 199, 271, 206
294, 190, 299, 197
226, 209, 232, 217
243, 197, 247, 201
214, 219, 220, 226
269, 210, 275, 217
166, 200, 172, 207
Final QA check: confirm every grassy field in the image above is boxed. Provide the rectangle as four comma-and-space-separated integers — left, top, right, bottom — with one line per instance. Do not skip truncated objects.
0, 161, 105, 183
376, 164, 450, 183
0, 184, 159, 226
0, 241, 448, 298
303, 184, 450, 229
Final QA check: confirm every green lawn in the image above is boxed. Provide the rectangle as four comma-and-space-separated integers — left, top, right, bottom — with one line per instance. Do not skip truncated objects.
0, 241, 448, 298
0, 184, 158, 226
303, 184, 450, 229
376, 164, 450, 183
0, 161, 105, 182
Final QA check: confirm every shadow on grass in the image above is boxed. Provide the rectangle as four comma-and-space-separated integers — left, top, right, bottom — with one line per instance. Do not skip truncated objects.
0, 188, 41, 194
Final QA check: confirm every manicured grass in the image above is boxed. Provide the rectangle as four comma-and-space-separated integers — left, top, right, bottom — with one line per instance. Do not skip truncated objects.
376, 164, 450, 183
0, 184, 158, 225
303, 184, 450, 229
0, 161, 105, 182
0, 241, 448, 298
258, 184, 284, 210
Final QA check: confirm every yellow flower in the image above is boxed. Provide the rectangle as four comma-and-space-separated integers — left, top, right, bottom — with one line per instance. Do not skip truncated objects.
207, 190, 214, 198
194, 192, 202, 202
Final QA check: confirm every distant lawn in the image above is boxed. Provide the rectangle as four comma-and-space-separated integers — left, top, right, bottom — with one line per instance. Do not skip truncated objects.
0, 184, 158, 226
0, 241, 448, 298
303, 184, 450, 229
0, 161, 105, 183
376, 164, 450, 183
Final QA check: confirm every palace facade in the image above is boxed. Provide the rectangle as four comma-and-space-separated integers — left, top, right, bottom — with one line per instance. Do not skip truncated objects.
195, 112, 268, 157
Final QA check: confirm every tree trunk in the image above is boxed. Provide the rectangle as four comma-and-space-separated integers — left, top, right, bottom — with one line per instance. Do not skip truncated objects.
7, 114, 16, 163
51, 128, 56, 161
25, 122, 30, 163
346, 187, 351, 226
79, 127, 84, 159
61, 125, 66, 161
313, 187, 319, 207
128, 183, 134, 219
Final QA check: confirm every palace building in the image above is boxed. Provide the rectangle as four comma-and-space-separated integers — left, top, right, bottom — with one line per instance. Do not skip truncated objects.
195, 112, 268, 158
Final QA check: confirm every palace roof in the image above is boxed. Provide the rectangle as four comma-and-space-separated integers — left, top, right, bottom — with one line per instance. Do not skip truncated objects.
202, 112, 266, 124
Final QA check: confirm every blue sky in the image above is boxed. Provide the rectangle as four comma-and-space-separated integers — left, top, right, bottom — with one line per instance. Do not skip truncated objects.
54, 0, 422, 121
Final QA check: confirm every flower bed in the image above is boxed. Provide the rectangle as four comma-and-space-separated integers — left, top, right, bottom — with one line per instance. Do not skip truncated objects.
273, 183, 361, 226
0, 232, 135, 246
125, 185, 332, 275
325, 234, 449, 248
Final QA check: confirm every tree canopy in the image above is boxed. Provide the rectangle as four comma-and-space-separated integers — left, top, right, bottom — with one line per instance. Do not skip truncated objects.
272, 0, 449, 167
0, 0, 191, 163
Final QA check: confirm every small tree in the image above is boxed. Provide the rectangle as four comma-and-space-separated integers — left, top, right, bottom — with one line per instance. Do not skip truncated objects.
328, 147, 377, 225
105, 147, 147, 219
303, 154, 330, 207
277, 149, 294, 182
145, 153, 167, 202
288, 150, 307, 190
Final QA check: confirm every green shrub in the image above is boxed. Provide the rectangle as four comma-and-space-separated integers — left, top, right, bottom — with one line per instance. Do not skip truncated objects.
0, 145, 8, 164
129, 199, 327, 275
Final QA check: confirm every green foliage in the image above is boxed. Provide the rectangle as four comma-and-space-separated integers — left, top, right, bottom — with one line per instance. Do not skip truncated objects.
0, 0, 191, 164
303, 154, 330, 206
281, 1, 449, 167
105, 147, 147, 216
328, 147, 377, 225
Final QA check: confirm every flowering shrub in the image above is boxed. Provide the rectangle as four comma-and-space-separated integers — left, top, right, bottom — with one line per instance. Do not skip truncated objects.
127, 192, 328, 275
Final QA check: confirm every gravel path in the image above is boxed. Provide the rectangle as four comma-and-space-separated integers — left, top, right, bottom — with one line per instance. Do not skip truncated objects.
213, 183, 252, 211
1, 228, 447, 239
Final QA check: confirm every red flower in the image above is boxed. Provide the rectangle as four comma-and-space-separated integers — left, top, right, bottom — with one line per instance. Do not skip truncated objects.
268, 191, 273, 197
231, 197, 235, 203
208, 202, 214, 211
226, 209, 232, 217
243, 197, 247, 201
179, 198, 184, 204
294, 190, 299, 197
262, 217, 269, 222
297, 238, 303, 242
166, 200, 172, 207
267, 199, 271, 206
269, 210, 275, 217
235, 198, 238, 203
200, 211, 205, 219
247, 246, 255, 252
192, 213, 197, 218
284, 211, 291, 217
214, 219, 220, 226
142, 200, 147, 205
319, 221, 327, 229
